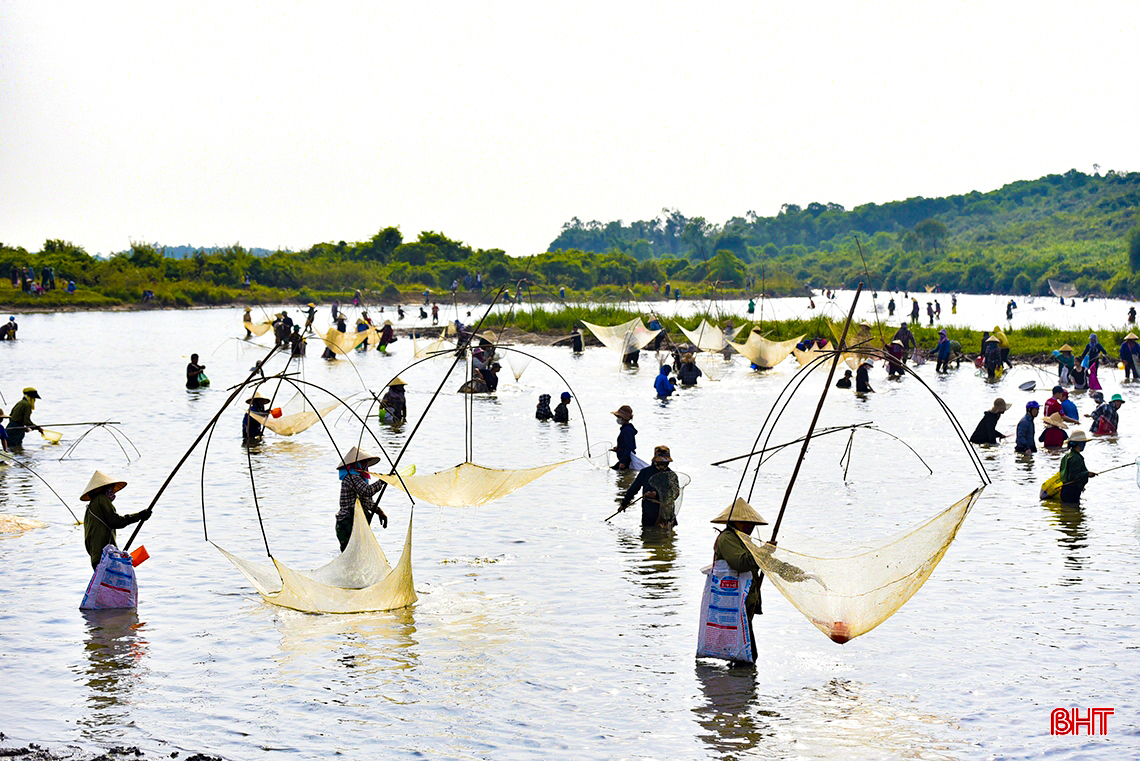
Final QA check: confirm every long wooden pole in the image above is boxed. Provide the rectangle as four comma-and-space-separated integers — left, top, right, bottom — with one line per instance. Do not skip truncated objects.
124, 346, 280, 551
767, 284, 863, 544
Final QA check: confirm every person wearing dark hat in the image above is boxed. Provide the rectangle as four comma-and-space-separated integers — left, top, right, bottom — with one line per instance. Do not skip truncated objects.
553, 392, 572, 423
855, 358, 874, 393
1058, 430, 1095, 504
654, 364, 676, 398
335, 446, 388, 551
242, 391, 271, 441
186, 354, 206, 389
81, 471, 151, 570
6, 387, 42, 448
619, 445, 677, 528
380, 377, 407, 422
970, 398, 1009, 444
1015, 400, 1039, 453
1089, 393, 1125, 436
0, 315, 18, 340
289, 324, 306, 356
1120, 332, 1140, 381
835, 369, 853, 389
676, 353, 702, 386
611, 405, 637, 470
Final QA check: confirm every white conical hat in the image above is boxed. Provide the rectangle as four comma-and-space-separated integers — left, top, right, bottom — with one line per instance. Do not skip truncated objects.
480, 330, 498, 343
337, 446, 380, 470
81, 470, 127, 501
710, 497, 768, 525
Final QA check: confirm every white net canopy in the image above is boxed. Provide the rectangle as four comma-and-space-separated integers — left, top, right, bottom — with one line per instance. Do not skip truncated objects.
215, 501, 416, 614
677, 320, 737, 352
504, 353, 533, 381
728, 330, 804, 368
321, 326, 375, 355
375, 460, 573, 507
250, 391, 341, 436
793, 347, 859, 370
1048, 279, 1078, 299
243, 320, 273, 337
582, 318, 661, 355
738, 487, 981, 644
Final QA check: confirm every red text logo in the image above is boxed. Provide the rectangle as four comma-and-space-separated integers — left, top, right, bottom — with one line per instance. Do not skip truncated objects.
1051, 708, 1113, 735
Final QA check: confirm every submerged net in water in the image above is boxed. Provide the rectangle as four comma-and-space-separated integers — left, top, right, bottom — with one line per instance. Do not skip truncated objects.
321, 326, 375, 355
737, 488, 982, 643
375, 460, 573, 507
582, 318, 661, 355
243, 320, 273, 337
728, 330, 803, 368
215, 501, 416, 614
250, 391, 340, 436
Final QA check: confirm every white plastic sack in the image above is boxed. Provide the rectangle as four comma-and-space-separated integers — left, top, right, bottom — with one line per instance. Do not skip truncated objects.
80, 545, 138, 610
696, 560, 753, 663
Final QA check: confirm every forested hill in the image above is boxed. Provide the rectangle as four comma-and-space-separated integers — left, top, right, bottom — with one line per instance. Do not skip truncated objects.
549, 169, 1140, 296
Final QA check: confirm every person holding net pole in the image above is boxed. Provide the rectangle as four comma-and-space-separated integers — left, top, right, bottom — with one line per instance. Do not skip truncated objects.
618, 445, 680, 528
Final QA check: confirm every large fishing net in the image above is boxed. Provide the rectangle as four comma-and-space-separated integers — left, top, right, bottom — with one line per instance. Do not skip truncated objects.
1048, 278, 1078, 299
727, 330, 803, 368
648, 471, 691, 524
321, 326, 375, 355
243, 320, 273, 337
677, 320, 737, 352
736, 488, 981, 643
793, 346, 859, 370
582, 318, 661, 355
250, 391, 340, 436
215, 501, 415, 614
375, 460, 573, 507
413, 335, 455, 359
505, 353, 533, 381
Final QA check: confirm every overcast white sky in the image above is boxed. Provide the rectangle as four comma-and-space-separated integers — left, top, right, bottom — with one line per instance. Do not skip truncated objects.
2, 1, 1137, 257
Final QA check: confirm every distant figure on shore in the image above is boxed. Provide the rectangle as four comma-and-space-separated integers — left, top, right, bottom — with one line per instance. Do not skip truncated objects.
1128, 306, 1137, 324
887, 297, 895, 316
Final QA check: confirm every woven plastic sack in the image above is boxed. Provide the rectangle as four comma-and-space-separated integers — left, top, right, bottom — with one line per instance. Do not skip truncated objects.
696, 560, 754, 663
80, 545, 138, 610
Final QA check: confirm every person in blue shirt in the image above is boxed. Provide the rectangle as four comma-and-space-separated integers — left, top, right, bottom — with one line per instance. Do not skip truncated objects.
1060, 389, 1080, 423
654, 364, 676, 398
1014, 400, 1039, 453
935, 329, 952, 373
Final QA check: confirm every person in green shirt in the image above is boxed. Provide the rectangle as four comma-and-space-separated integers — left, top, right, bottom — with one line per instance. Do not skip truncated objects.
81, 471, 151, 570
7, 387, 42, 448
1058, 429, 1095, 505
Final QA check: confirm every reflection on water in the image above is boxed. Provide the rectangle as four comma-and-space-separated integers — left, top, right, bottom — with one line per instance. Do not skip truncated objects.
77, 610, 147, 739
1044, 501, 1088, 582
693, 662, 774, 758
617, 528, 679, 602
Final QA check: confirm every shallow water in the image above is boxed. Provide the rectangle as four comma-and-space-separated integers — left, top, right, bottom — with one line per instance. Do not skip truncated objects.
1, 304, 1138, 760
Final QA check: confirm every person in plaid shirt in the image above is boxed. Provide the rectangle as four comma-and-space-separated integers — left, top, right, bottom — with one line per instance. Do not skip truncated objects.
336, 446, 388, 551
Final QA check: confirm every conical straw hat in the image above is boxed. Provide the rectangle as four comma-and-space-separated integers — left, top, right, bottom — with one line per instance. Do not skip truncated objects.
710, 497, 768, 525
1041, 412, 1068, 429
480, 330, 498, 343
1125, 332, 1139, 341
245, 391, 270, 404
81, 470, 127, 501
388, 377, 407, 387
337, 446, 380, 470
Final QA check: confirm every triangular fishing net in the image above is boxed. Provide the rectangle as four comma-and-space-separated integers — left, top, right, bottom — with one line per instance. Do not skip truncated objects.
582, 318, 661, 355
737, 488, 981, 643
505, 353, 533, 381
793, 346, 859, 370
678, 320, 736, 352
727, 331, 803, 368
243, 320, 273, 337
1048, 278, 1078, 299
321, 326, 375, 355
413, 335, 456, 359
250, 391, 340, 436
215, 501, 415, 614
827, 320, 880, 353
375, 460, 573, 507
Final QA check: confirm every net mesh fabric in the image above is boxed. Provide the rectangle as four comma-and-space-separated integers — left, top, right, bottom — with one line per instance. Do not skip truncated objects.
413, 336, 455, 358
793, 347, 859, 370
215, 501, 415, 614
243, 320, 273, 336
582, 318, 661, 355
322, 326, 375, 355
505, 353, 533, 380
1049, 279, 1078, 298
375, 460, 572, 507
250, 391, 340, 436
648, 471, 690, 523
736, 488, 981, 643
727, 331, 804, 368
678, 320, 737, 351
0, 514, 47, 534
